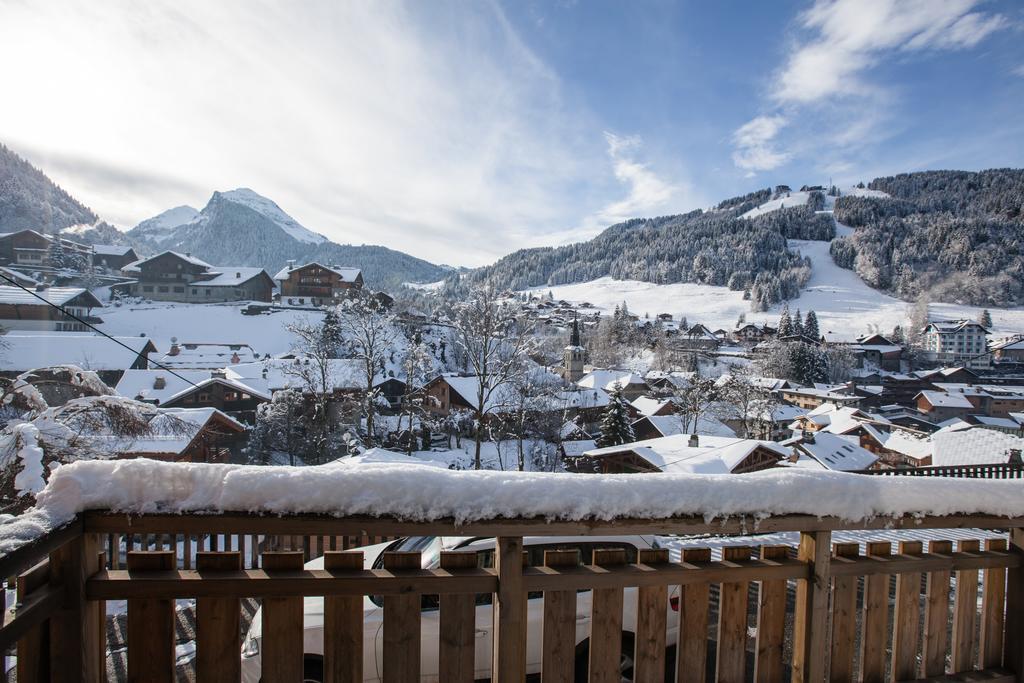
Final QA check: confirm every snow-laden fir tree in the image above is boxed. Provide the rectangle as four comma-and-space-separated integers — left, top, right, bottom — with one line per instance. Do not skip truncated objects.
792, 310, 804, 336
803, 310, 819, 340
777, 304, 792, 336
979, 309, 993, 328
597, 383, 635, 447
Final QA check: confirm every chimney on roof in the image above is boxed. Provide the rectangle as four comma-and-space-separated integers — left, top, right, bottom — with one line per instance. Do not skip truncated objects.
34, 283, 46, 292
688, 434, 699, 448
802, 429, 815, 444
168, 337, 180, 356
287, 260, 295, 270
210, 369, 226, 379
185, 252, 191, 258
236, 271, 241, 278
230, 352, 240, 364
153, 376, 166, 390
1009, 449, 1022, 465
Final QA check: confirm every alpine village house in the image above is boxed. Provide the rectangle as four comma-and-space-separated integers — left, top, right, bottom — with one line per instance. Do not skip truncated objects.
122, 251, 274, 303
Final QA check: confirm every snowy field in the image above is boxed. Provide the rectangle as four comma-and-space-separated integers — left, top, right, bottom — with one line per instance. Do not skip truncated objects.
80, 301, 322, 356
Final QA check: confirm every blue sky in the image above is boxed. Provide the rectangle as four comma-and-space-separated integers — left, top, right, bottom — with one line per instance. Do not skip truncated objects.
1, 0, 1022, 265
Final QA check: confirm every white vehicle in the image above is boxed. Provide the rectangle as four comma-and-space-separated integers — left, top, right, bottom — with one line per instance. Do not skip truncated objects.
240, 535, 679, 682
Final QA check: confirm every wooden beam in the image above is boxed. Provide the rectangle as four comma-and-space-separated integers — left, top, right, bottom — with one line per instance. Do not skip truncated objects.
980, 539, 1008, 670
860, 542, 892, 683
1002, 529, 1023, 677
589, 548, 627, 683
952, 540, 981, 673
716, 546, 751, 683
922, 540, 953, 678
829, 543, 859, 682
196, 552, 242, 683
676, 547, 711, 683
382, 552, 422, 683
753, 546, 788, 683
892, 541, 924, 682
633, 548, 670, 683
126, 551, 176, 683
438, 551, 476, 683
541, 549, 579, 683
324, 551, 365, 683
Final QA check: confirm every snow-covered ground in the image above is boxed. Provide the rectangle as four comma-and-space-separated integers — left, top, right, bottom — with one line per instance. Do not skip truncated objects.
403, 279, 445, 292
86, 301, 321, 356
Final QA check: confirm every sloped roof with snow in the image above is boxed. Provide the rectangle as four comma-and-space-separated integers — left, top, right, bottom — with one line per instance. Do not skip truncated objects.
631, 396, 673, 417
636, 414, 736, 439
0, 335, 155, 372
583, 434, 789, 475
273, 262, 361, 282
0, 286, 100, 307
131, 251, 213, 270
880, 430, 934, 462
932, 428, 1024, 466
785, 432, 878, 471
577, 370, 647, 393
93, 244, 134, 256
115, 369, 271, 404
158, 343, 261, 369
198, 267, 270, 287
917, 391, 974, 409
225, 358, 388, 393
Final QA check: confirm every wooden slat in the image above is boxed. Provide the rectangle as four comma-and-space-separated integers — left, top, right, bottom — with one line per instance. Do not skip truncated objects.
980, 539, 1007, 669
383, 552, 422, 683
792, 530, 830, 683
439, 551, 476, 683
1005, 528, 1024, 679
676, 547, 710, 683
111, 533, 121, 569
542, 549, 580, 683
829, 543, 859, 682
952, 539, 981, 673
634, 548, 670, 683
492, 537, 527, 683
860, 541, 892, 683
589, 548, 627, 683
922, 540, 953, 678
196, 552, 242, 682
261, 552, 305, 683
716, 546, 751, 683
830, 550, 1019, 577
753, 546, 787, 683
127, 551, 176, 683
16, 560, 50, 682
47, 534, 104, 683
324, 551, 365, 683
892, 541, 924, 682
183, 535, 192, 569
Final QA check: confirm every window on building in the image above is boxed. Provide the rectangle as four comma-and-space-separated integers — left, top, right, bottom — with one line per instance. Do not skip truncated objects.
173, 286, 185, 293
157, 286, 169, 293
197, 392, 210, 402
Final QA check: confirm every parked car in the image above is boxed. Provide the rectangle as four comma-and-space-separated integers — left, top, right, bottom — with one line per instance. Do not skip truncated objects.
240, 534, 678, 682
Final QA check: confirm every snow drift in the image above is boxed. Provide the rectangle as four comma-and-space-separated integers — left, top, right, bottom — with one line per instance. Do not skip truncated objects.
3, 456, 1024, 556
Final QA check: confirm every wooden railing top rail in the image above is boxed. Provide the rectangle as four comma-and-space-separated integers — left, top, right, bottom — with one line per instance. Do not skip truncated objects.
80, 509, 1024, 537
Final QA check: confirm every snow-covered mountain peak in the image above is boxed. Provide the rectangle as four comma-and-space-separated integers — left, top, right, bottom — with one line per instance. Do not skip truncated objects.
214, 188, 326, 244
131, 205, 201, 243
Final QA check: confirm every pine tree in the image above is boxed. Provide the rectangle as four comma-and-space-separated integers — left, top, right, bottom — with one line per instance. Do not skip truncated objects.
792, 310, 804, 337
979, 309, 993, 329
597, 383, 635, 447
803, 310, 820, 340
890, 325, 904, 344
777, 304, 792, 336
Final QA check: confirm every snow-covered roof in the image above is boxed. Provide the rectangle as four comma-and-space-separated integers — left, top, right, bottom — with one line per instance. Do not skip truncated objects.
325, 448, 446, 469
971, 415, 1020, 430
0, 335, 155, 372
0, 267, 38, 286
917, 390, 974, 409
785, 432, 878, 471
880, 430, 933, 462
0, 286, 99, 307
273, 262, 362, 282
92, 244, 134, 256
631, 396, 672, 417
158, 343, 261, 369
132, 251, 213, 269
576, 370, 647, 393
583, 434, 789, 475
115, 369, 271, 404
932, 428, 1024, 467
553, 388, 610, 410
636, 414, 736, 439
225, 358, 390, 393
197, 267, 269, 287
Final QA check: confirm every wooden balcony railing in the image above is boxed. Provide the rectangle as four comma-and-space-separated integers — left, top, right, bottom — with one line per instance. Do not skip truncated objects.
858, 463, 1024, 479
1, 510, 1024, 682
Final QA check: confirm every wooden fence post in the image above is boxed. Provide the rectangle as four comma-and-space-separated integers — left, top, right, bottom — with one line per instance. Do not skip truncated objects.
492, 536, 526, 683
196, 552, 242, 682
261, 551, 305, 683
324, 551, 365, 683
382, 552, 422, 683
49, 533, 105, 683
127, 551, 176, 683
792, 530, 831, 683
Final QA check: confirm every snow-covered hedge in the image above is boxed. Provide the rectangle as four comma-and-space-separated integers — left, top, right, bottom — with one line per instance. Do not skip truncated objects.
2, 457, 1024, 557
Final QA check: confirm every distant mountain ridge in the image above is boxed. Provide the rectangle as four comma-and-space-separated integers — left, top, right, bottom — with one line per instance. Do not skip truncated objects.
127, 189, 447, 289
0, 141, 448, 290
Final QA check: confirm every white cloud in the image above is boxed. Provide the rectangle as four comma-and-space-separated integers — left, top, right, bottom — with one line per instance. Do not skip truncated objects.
594, 133, 677, 223
730, 115, 792, 173
731, 0, 1006, 174
775, 0, 1007, 104
0, 0, 612, 266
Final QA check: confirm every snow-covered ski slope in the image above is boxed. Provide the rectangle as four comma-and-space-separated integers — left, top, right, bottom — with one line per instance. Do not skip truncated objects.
526, 188, 1024, 339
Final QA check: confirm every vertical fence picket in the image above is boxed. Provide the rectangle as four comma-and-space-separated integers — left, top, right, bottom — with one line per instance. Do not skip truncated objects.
792, 531, 831, 683
439, 551, 478, 683
952, 539, 981, 672
753, 546, 788, 683
492, 537, 527, 683
324, 551, 365, 683
891, 541, 923, 681
980, 538, 1008, 669
196, 551, 242, 682
634, 548, 670, 683
16, 560, 50, 682
126, 551, 176, 683
260, 551, 304, 683
716, 546, 751, 683
382, 551, 422, 683
829, 543, 859, 682
589, 548, 627, 683
859, 541, 891, 683
676, 547, 711, 683
542, 549, 579, 683
922, 540, 953, 677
